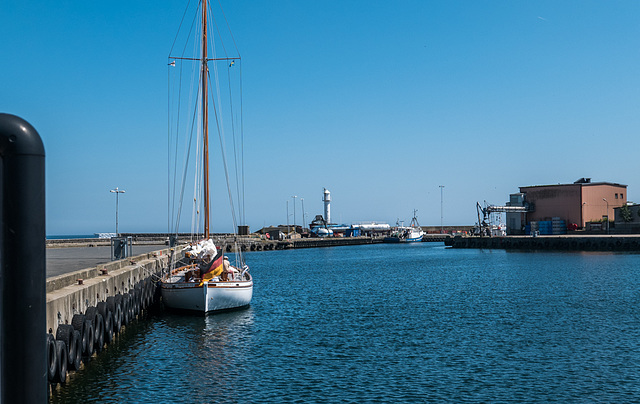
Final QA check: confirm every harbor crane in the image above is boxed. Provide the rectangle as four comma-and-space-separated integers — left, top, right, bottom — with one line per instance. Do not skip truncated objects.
475, 201, 534, 237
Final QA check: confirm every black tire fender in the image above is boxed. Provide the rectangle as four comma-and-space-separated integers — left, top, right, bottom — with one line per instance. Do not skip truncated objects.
71, 314, 86, 354
98, 301, 113, 344
94, 313, 104, 353
47, 333, 57, 382
121, 295, 130, 325
70, 330, 82, 370
83, 320, 94, 357
56, 324, 76, 367
54, 340, 68, 384
104, 310, 114, 344
114, 302, 123, 333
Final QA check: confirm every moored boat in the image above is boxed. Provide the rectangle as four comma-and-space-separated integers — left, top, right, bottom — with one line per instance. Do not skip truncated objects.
384, 210, 425, 243
162, 240, 252, 312
160, 0, 253, 313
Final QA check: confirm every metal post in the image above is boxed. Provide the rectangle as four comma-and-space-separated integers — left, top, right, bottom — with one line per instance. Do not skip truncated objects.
603, 198, 609, 234
0, 114, 47, 403
286, 200, 289, 236
110, 187, 125, 236
301, 198, 306, 230
439, 185, 445, 234
292, 195, 297, 234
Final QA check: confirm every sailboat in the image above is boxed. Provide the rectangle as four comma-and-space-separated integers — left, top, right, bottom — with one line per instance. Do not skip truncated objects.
384, 210, 425, 243
160, 0, 253, 313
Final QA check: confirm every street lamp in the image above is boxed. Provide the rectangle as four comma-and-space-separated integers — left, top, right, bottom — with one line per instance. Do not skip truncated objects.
439, 185, 445, 234
110, 187, 125, 236
292, 195, 297, 234
301, 198, 306, 230
603, 198, 609, 234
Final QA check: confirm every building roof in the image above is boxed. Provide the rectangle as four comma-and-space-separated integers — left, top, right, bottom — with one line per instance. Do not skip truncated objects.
520, 181, 627, 190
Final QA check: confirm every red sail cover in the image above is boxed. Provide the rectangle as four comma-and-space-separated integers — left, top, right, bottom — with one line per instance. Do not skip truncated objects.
201, 248, 224, 281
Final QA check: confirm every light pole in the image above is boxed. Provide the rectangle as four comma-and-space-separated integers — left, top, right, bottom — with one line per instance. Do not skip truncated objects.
286, 200, 290, 236
439, 185, 445, 234
301, 198, 306, 230
110, 187, 125, 236
292, 195, 297, 234
603, 198, 609, 234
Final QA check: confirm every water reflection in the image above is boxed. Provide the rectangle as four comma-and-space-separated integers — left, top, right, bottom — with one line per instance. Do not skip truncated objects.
50, 307, 255, 404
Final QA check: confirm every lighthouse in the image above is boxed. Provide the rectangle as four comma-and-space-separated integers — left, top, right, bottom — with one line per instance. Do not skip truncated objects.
323, 188, 331, 224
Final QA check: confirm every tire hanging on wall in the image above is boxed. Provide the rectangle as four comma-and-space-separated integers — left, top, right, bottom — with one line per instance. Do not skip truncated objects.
53, 340, 68, 384
86, 306, 104, 352
121, 294, 130, 326
55, 324, 76, 368
47, 333, 57, 382
113, 294, 123, 332
129, 292, 136, 319
98, 301, 113, 344
94, 313, 104, 353
83, 320, 94, 357
140, 283, 148, 311
71, 314, 86, 355
131, 288, 139, 316
104, 310, 114, 344
70, 330, 82, 370
127, 293, 135, 321
114, 302, 123, 333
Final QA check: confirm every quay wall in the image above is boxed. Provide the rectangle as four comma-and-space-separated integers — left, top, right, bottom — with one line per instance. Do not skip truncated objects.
446, 235, 640, 251
45, 248, 172, 334
47, 234, 451, 252
216, 235, 449, 252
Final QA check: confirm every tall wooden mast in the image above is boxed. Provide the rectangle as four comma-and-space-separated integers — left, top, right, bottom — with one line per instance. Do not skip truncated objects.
201, 0, 210, 239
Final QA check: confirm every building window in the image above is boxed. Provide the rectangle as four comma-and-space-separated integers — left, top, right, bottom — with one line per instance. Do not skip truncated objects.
622, 193, 624, 199
615, 194, 619, 199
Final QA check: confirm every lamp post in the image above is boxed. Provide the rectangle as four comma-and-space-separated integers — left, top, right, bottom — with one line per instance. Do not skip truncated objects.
286, 200, 290, 236
110, 187, 125, 236
603, 198, 609, 234
292, 195, 297, 234
301, 197, 306, 230
439, 185, 445, 234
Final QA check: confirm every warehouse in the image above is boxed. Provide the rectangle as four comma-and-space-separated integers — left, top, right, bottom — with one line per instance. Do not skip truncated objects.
507, 178, 627, 234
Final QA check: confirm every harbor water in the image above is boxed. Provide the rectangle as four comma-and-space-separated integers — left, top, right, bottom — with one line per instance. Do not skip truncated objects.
51, 243, 640, 402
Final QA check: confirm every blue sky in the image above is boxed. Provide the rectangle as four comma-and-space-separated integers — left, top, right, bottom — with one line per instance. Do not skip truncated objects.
3, 1, 640, 235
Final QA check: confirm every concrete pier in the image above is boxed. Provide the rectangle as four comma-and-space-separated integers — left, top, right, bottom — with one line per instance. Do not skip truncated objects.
45, 248, 171, 335
213, 235, 449, 252
445, 235, 640, 251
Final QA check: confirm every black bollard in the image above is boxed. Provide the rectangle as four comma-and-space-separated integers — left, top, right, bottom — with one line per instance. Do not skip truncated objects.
0, 114, 46, 403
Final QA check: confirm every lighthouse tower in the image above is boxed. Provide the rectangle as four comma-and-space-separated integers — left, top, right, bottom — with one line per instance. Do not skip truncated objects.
323, 188, 331, 224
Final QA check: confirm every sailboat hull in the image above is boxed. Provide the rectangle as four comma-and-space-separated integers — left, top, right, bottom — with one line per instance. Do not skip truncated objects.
161, 280, 253, 313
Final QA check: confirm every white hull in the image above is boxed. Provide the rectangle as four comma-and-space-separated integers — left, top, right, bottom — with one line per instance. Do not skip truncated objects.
384, 226, 424, 243
405, 228, 424, 242
161, 278, 253, 313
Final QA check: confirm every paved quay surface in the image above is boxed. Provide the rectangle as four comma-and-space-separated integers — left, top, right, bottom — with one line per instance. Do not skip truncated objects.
46, 244, 168, 278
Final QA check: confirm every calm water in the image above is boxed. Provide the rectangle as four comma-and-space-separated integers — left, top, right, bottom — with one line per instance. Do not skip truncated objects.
51, 243, 640, 403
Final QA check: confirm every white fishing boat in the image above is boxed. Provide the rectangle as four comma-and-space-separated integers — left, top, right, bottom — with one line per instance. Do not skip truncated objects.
161, 0, 253, 313
384, 210, 425, 243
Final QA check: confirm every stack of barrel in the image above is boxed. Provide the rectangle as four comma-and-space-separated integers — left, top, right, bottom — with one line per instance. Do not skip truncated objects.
45, 278, 157, 387
551, 217, 567, 235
